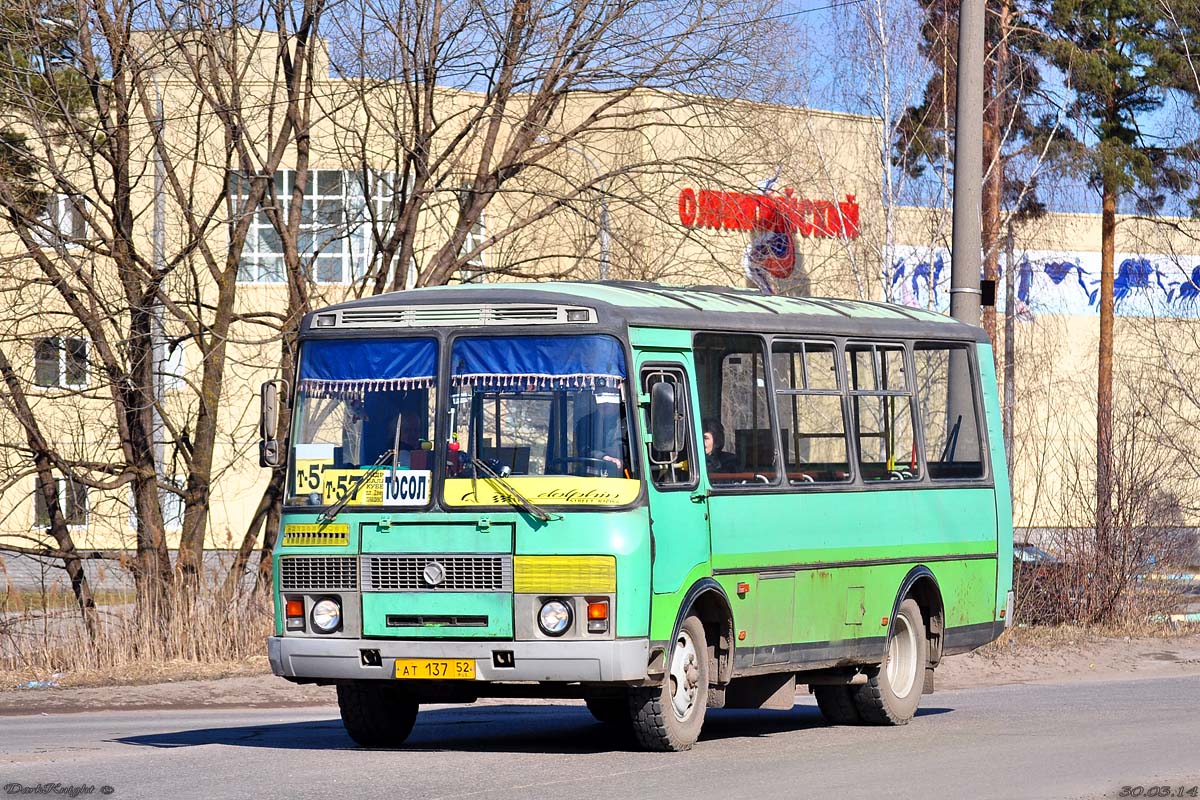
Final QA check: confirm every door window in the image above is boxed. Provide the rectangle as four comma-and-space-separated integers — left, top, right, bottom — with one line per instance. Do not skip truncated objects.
641, 366, 695, 489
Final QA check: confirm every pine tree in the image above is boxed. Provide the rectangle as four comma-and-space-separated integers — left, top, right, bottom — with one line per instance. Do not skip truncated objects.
1035, 0, 1198, 588
895, 0, 1064, 348
0, 2, 87, 212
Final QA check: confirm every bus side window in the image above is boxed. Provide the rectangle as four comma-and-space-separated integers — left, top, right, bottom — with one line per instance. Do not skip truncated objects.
848, 343, 920, 481
771, 340, 852, 484
694, 333, 780, 486
641, 367, 696, 488
913, 344, 985, 479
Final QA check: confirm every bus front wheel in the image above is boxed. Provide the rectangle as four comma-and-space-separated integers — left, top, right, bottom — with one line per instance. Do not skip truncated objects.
337, 682, 419, 747
853, 597, 927, 725
585, 694, 632, 726
628, 614, 710, 751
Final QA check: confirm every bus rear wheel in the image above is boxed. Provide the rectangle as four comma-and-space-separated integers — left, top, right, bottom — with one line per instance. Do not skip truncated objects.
627, 614, 709, 751
337, 682, 419, 747
853, 597, 927, 725
813, 685, 862, 725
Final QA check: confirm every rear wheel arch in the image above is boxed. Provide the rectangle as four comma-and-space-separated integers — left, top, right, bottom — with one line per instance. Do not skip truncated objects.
891, 566, 945, 666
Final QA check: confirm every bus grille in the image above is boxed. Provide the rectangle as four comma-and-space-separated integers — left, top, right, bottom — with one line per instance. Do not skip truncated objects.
279, 556, 359, 591
361, 555, 513, 592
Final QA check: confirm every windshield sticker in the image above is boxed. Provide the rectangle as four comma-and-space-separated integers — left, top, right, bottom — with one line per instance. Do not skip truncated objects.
443, 477, 639, 507
295, 460, 431, 506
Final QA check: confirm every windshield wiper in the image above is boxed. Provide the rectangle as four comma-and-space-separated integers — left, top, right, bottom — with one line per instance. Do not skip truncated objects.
319, 448, 394, 523
470, 457, 560, 524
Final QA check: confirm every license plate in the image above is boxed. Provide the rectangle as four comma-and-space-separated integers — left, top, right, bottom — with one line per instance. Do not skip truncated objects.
394, 658, 476, 680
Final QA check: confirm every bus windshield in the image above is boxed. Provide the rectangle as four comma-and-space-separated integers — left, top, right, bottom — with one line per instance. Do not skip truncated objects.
286, 333, 640, 509
443, 334, 639, 509
288, 337, 438, 507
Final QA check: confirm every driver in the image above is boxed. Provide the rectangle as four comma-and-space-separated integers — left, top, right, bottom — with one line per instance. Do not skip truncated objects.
575, 404, 626, 476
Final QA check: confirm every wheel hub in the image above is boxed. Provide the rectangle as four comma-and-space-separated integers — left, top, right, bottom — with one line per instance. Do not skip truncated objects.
669, 630, 700, 720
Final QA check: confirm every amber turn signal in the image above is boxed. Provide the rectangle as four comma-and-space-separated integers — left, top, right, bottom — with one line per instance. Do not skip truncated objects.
586, 600, 609, 633
285, 598, 304, 618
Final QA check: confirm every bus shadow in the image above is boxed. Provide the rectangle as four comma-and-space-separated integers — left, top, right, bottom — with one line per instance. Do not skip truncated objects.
114, 702, 954, 754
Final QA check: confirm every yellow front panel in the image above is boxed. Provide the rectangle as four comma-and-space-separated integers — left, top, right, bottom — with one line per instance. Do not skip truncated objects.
281, 523, 350, 547
513, 555, 616, 594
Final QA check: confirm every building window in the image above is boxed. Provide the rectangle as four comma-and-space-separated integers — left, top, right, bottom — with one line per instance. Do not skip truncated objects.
459, 210, 486, 282
34, 336, 88, 388
913, 344, 985, 479
771, 341, 851, 483
848, 343, 920, 481
128, 479, 185, 532
39, 195, 88, 245
34, 478, 88, 528
230, 170, 393, 284
160, 341, 187, 392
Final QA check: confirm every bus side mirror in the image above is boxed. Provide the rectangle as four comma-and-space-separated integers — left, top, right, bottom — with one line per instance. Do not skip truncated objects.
649, 381, 683, 453
259, 380, 283, 468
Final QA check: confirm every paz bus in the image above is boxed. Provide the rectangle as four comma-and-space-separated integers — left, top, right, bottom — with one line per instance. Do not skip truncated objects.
262, 281, 1013, 751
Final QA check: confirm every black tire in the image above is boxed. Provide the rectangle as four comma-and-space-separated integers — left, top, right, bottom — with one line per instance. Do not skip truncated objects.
813, 685, 862, 725
852, 597, 928, 725
585, 695, 632, 726
337, 682, 419, 747
627, 614, 710, 751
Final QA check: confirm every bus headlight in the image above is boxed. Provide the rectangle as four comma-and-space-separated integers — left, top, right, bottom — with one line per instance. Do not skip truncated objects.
537, 600, 572, 636
311, 597, 342, 633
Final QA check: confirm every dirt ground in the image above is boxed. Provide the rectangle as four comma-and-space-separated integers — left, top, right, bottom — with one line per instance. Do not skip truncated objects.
1, 627, 1198, 716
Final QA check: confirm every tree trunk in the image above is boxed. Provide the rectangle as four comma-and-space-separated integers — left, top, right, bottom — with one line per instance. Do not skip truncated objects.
1002, 221, 1016, 484
981, 55, 1002, 356
0, 347, 101, 639
1096, 172, 1117, 569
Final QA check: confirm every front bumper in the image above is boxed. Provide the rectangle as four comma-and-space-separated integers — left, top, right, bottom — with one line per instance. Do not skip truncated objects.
268, 636, 650, 683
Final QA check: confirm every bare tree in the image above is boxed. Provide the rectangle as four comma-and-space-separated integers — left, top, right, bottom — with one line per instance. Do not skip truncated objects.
0, 0, 328, 616
219, 0, 785, 590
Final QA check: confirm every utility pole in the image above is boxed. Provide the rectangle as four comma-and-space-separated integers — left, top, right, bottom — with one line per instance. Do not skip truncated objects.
949, 0, 985, 326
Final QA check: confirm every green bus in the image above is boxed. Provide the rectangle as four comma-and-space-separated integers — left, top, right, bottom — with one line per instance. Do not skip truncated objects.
262, 281, 1013, 751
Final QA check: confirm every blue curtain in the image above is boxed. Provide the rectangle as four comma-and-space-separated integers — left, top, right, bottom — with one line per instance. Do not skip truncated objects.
451, 335, 625, 389
299, 338, 437, 396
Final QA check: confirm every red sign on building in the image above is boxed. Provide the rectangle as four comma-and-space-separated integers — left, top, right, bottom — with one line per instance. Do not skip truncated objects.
677, 187, 861, 240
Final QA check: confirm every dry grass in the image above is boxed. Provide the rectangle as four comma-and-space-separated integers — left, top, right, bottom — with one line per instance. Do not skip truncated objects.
1, 588, 136, 613
976, 618, 1200, 659
0, 579, 273, 688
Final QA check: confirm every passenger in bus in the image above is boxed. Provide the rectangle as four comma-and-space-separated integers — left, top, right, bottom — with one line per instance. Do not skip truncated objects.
702, 418, 738, 473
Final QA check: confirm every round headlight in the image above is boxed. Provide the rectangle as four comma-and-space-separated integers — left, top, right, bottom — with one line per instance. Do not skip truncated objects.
537, 599, 572, 637
311, 598, 342, 633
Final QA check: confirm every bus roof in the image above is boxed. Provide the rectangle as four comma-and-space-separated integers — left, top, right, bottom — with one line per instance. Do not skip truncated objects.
305, 281, 989, 343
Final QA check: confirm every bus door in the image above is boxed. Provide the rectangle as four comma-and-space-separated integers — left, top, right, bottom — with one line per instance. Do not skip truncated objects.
636, 357, 710, 596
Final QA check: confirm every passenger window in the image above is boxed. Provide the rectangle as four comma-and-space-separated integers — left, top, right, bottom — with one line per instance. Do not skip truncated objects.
913, 344, 985, 479
771, 341, 850, 484
694, 334, 779, 486
848, 343, 920, 481
641, 367, 695, 488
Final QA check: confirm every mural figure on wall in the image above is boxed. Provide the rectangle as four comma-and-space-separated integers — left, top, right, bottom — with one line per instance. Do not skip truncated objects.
890, 246, 1200, 319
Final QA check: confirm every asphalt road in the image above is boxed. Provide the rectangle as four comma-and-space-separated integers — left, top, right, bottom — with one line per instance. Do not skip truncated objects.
2, 676, 1198, 800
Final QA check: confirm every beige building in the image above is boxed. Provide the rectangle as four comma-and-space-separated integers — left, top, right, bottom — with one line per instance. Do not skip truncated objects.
1, 28, 1198, 567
